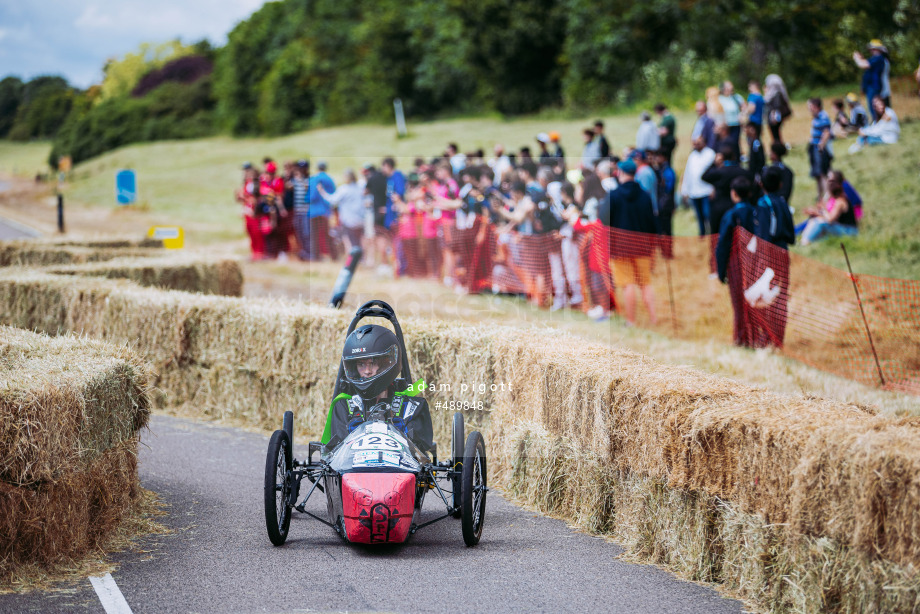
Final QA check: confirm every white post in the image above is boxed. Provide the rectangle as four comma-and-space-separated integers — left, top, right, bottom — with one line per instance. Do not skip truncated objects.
394, 98, 407, 138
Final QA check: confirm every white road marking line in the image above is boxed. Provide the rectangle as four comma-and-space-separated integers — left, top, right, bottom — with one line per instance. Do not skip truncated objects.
89, 573, 133, 614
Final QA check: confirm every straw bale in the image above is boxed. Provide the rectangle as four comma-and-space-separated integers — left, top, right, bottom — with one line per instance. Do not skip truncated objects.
0, 242, 165, 268
0, 440, 139, 575
0, 326, 151, 485
48, 255, 243, 296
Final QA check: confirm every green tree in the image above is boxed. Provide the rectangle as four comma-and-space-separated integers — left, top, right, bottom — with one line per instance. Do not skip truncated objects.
98, 39, 195, 102
8, 76, 75, 141
213, 0, 311, 134
0, 76, 24, 137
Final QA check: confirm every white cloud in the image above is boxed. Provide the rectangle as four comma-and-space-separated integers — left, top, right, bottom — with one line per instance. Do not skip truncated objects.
0, 0, 270, 87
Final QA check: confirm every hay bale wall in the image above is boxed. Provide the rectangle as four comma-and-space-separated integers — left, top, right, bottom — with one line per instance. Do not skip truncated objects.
0, 326, 151, 575
0, 269, 918, 610
48, 256, 243, 296
0, 237, 163, 268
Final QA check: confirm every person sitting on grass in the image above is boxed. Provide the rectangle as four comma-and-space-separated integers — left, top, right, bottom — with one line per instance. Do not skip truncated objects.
799, 171, 858, 245
849, 96, 900, 153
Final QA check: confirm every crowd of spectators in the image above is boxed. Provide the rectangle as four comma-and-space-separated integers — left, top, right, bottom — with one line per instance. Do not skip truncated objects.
233, 38, 907, 339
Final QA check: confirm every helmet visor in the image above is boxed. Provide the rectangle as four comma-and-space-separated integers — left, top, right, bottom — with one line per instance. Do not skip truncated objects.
343, 345, 399, 386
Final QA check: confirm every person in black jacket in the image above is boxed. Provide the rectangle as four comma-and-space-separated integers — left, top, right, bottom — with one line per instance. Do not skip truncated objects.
702, 145, 751, 275
767, 143, 794, 206
599, 159, 657, 326
715, 171, 794, 348
328, 325, 433, 451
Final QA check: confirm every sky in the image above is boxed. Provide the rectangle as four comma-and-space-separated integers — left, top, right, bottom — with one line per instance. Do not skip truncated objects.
0, 0, 266, 88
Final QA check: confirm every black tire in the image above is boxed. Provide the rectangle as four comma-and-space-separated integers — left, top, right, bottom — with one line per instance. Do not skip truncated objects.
460, 431, 487, 546
282, 411, 294, 445
264, 429, 293, 546
451, 412, 464, 518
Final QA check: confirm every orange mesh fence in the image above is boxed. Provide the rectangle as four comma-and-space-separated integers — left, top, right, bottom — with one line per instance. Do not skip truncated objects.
352, 212, 919, 394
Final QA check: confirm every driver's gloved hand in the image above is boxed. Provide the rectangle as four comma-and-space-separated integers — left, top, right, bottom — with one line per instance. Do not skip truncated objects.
391, 416, 409, 436
347, 418, 364, 432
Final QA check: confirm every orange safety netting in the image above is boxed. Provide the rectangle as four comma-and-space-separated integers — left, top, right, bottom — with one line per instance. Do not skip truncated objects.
388, 216, 919, 394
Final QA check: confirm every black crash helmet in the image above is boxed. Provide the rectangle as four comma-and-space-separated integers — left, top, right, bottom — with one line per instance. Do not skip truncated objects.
342, 324, 400, 398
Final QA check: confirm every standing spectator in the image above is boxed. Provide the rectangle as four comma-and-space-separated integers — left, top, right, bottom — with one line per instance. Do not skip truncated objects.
307, 161, 337, 261
680, 137, 716, 236
767, 143, 794, 206
706, 86, 724, 124
715, 175, 794, 347
807, 98, 832, 201
279, 161, 296, 259
260, 160, 286, 259
581, 128, 601, 170
363, 163, 388, 269
236, 163, 264, 261
753, 165, 796, 347
853, 40, 891, 118
745, 81, 765, 156
599, 158, 658, 326
320, 169, 365, 252
549, 132, 565, 168
713, 122, 740, 162
518, 147, 535, 168
636, 112, 660, 153
655, 103, 677, 167
718, 81, 746, 153
846, 93, 869, 132
702, 145, 751, 275
849, 96, 900, 152
596, 159, 618, 193
536, 133, 554, 165
291, 160, 310, 260
489, 145, 513, 186
378, 157, 404, 268
745, 122, 766, 186
691, 100, 717, 151
764, 74, 792, 146
632, 150, 658, 217
434, 163, 460, 286
594, 120, 610, 160
651, 149, 677, 258
447, 143, 467, 174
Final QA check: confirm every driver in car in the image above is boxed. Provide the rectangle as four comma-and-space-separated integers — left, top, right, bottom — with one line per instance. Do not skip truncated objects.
327, 324, 434, 452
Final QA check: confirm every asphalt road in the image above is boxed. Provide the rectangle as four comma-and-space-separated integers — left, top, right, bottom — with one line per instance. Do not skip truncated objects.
0, 214, 40, 239
0, 415, 745, 614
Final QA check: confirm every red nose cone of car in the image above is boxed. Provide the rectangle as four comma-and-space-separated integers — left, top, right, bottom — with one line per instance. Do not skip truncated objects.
342, 473, 416, 544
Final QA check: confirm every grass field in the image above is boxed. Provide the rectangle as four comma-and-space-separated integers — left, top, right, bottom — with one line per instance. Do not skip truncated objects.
1, 92, 918, 275
1, 93, 918, 415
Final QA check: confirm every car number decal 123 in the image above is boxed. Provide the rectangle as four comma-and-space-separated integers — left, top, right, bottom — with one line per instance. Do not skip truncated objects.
352, 434, 401, 451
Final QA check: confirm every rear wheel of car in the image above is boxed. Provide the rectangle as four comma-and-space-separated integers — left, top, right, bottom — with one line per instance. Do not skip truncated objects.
264, 429, 293, 546
461, 431, 487, 546
451, 412, 464, 518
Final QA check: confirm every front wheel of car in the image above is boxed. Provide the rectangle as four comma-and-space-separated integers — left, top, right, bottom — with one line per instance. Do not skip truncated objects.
264, 429, 293, 546
461, 431, 487, 546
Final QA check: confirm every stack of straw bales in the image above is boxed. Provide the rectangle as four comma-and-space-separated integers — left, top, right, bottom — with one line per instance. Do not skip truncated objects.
0, 237, 164, 268
0, 326, 151, 576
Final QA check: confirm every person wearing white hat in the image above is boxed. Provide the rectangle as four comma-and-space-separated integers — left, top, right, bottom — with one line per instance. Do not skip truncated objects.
536, 132, 554, 165
853, 39, 891, 120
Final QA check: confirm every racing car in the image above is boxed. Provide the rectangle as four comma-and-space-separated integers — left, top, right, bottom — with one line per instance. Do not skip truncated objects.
264, 299, 487, 546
